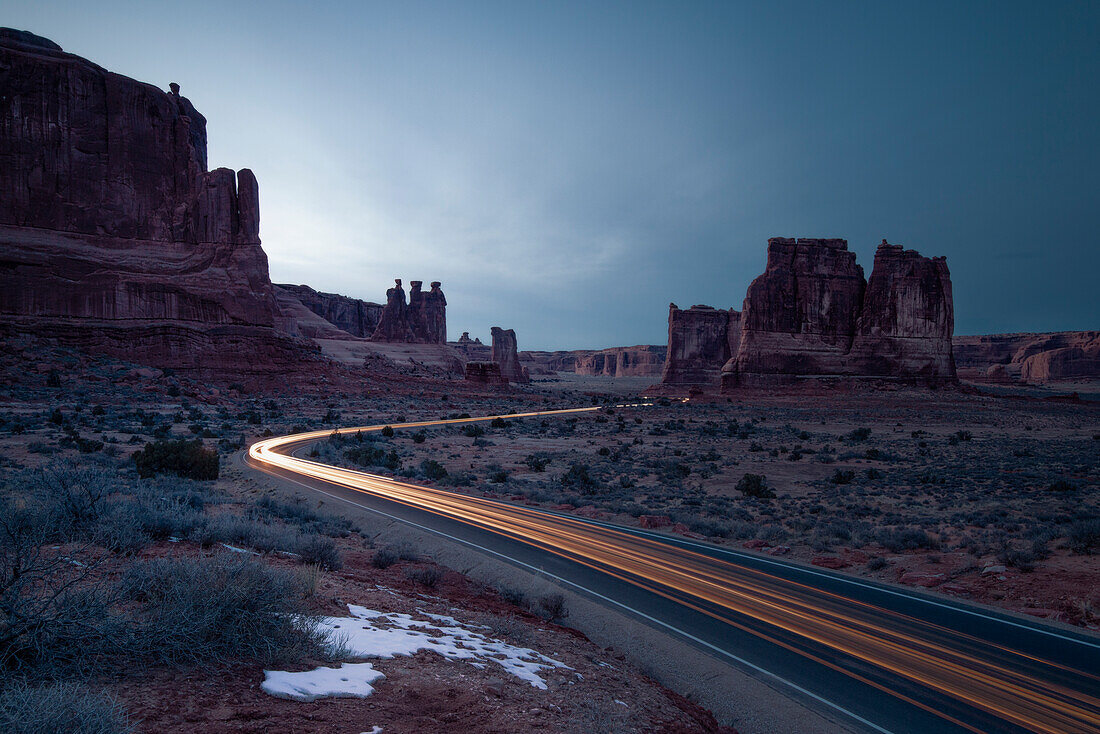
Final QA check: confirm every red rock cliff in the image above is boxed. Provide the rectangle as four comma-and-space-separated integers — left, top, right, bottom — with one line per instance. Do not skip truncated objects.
661, 304, 740, 384
491, 327, 529, 383
0, 28, 310, 373
954, 332, 1099, 383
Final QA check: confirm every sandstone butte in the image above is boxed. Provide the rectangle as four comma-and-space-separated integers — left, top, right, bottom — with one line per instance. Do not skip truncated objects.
490, 327, 530, 384
0, 28, 312, 375
661, 238, 957, 388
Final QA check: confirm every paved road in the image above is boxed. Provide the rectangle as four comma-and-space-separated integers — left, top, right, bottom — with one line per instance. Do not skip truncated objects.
246, 407, 1100, 734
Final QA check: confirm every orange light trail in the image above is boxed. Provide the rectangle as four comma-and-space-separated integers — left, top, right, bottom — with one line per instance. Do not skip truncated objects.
249, 408, 1100, 733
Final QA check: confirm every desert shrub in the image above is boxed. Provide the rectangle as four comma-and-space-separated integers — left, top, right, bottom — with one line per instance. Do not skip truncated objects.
491, 417, 508, 428
412, 431, 427, 444
1048, 480, 1076, 492
380, 425, 395, 437
524, 454, 549, 472
404, 566, 443, 589
736, 473, 774, 499
536, 593, 568, 623
27, 464, 113, 539
344, 445, 401, 471
461, 425, 485, 438
132, 439, 218, 480
866, 556, 889, 571
119, 555, 330, 665
295, 535, 343, 570
1067, 519, 1100, 555
0, 682, 131, 734
490, 469, 509, 484
560, 464, 595, 489
831, 469, 856, 485
441, 471, 473, 487
371, 543, 418, 569
420, 459, 447, 481
846, 427, 872, 442
254, 496, 356, 538
496, 584, 527, 607
998, 546, 1037, 572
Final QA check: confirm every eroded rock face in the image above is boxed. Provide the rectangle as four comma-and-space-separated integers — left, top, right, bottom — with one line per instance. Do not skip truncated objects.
849, 243, 955, 378
730, 238, 866, 382
954, 332, 1100, 383
464, 361, 506, 384
575, 345, 666, 377
491, 327, 529, 383
0, 29, 307, 374
661, 304, 740, 384
276, 284, 382, 338
721, 238, 955, 388
370, 279, 447, 343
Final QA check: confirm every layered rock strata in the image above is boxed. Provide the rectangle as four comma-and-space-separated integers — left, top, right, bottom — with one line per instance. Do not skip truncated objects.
574, 345, 667, 377
720, 239, 955, 387
954, 332, 1100, 383
722, 239, 955, 387
491, 327, 529, 383
275, 284, 382, 338
661, 305, 740, 384
464, 361, 506, 384
0, 28, 309, 373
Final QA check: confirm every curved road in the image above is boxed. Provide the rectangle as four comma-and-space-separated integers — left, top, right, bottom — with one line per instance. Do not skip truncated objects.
246, 407, 1100, 734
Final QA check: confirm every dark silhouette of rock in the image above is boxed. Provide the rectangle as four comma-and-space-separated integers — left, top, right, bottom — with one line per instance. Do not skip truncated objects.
276, 284, 383, 338
719, 238, 955, 388
464, 361, 506, 384
954, 331, 1100, 383
491, 327, 529, 383
370, 280, 415, 342
0, 29, 309, 374
661, 304, 740, 384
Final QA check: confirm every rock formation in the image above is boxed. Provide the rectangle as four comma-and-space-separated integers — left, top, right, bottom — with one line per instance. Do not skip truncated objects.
451, 332, 491, 361
0, 29, 310, 373
369, 279, 446, 343
464, 362, 506, 384
574, 345, 667, 377
661, 305, 740, 384
954, 332, 1100, 383
714, 238, 955, 388
491, 327, 529, 383
276, 284, 383, 338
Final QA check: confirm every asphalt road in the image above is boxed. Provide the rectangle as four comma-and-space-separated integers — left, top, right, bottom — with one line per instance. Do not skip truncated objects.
245, 407, 1100, 734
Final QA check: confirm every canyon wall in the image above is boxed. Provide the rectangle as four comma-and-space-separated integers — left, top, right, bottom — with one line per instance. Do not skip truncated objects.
954, 332, 1100, 383
574, 345, 666, 377
661, 305, 740, 384
0, 28, 311, 373
276, 284, 382, 338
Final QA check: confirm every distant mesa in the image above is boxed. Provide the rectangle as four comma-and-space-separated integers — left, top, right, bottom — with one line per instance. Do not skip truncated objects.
953, 331, 1100, 384
662, 238, 957, 389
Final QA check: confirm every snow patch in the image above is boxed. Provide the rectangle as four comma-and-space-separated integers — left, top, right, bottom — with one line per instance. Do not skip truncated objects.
261, 662, 385, 701
321, 605, 571, 689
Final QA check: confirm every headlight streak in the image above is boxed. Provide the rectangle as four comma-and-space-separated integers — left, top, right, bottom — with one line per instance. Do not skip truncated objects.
249, 407, 1100, 733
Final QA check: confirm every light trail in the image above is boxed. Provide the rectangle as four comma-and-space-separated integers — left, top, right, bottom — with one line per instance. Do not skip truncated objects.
248, 407, 1100, 733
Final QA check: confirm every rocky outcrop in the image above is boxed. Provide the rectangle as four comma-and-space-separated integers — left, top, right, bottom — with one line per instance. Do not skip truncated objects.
370, 279, 447, 343
491, 327, 529, 383
451, 332, 492, 361
849, 243, 955, 378
575, 345, 666, 377
720, 238, 955, 388
661, 305, 740, 384
464, 361, 506, 384
0, 29, 310, 374
954, 332, 1100, 383
276, 284, 382, 338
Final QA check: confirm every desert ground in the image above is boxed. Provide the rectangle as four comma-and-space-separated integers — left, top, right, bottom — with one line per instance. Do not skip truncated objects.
1, 338, 1097, 733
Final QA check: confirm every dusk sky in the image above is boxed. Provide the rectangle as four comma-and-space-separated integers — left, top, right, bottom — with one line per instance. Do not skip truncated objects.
9, 1, 1099, 350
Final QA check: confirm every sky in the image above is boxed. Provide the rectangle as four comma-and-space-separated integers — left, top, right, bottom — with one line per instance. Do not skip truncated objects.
7, 1, 1099, 350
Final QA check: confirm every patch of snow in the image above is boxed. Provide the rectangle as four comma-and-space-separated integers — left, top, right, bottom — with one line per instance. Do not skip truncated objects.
360, 727, 383, 734
261, 662, 385, 701
321, 605, 571, 689
220, 543, 258, 555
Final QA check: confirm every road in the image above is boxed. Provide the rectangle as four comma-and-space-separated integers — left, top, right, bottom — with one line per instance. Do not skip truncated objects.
246, 406, 1100, 734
